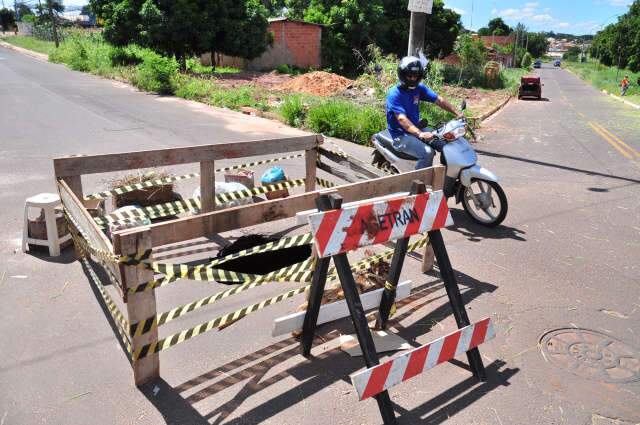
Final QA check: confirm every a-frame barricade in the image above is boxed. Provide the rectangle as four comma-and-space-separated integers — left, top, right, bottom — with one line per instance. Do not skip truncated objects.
301, 180, 495, 425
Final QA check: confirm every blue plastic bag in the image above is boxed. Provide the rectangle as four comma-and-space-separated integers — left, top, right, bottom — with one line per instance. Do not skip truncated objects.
261, 166, 285, 184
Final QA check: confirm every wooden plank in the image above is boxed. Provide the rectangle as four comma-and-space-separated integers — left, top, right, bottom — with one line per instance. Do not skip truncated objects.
146, 166, 444, 247
53, 135, 319, 177
295, 192, 410, 225
317, 161, 361, 183
62, 175, 84, 203
273, 280, 412, 337
304, 148, 317, 192
58, 180, 120, 289
114, 229, 159, 386
200, 160, 215, 213
319, 146, 383, 179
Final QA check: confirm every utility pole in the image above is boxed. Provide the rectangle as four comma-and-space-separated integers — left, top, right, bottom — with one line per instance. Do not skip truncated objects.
513, 25, 519, 68
407, 0, 433, 56
46, 0, 59, 48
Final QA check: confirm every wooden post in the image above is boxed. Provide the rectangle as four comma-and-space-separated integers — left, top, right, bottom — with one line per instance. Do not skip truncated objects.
422, 169, 443, 272
62, 175, 84, 205
200, 160, 216, 213
115, 229, 159, 386
408, 11, 427, 56
304, 148, 317, 192
428, 229, 486, 381
377, 180, 425, 329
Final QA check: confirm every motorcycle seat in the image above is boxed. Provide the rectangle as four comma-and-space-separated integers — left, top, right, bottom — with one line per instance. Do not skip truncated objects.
374, 130, 419, 160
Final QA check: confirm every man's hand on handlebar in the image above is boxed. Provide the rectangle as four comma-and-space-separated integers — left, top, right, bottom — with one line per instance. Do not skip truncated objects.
418, 131, 434, 142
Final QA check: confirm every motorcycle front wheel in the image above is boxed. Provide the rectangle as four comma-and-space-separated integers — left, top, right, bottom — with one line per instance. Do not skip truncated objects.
461, 179, 508, 227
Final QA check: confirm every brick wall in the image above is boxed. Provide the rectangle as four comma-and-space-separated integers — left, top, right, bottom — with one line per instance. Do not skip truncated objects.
280, 21, 321, 69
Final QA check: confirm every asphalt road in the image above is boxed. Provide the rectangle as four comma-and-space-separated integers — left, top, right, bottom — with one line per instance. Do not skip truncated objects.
1, 47, 639, 425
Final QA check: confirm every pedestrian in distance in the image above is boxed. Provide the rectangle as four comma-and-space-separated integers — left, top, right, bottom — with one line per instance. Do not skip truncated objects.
620, 75, 630, 96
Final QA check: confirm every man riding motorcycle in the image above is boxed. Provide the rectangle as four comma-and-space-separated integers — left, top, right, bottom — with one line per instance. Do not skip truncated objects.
386, 56, 463, 169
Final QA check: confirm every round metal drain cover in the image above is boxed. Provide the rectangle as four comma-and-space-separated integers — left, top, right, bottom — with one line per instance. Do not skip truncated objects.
539, 328, 640, 384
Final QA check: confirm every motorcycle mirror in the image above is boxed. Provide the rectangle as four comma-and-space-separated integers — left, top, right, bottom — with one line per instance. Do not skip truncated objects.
460, 99, 467, 111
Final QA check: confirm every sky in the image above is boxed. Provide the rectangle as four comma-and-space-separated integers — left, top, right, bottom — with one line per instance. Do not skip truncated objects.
443, 0, 634, 34
5, 0, 634, 36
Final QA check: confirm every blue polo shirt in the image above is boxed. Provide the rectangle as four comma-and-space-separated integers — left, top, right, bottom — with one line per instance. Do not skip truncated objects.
386, 83, 439, 139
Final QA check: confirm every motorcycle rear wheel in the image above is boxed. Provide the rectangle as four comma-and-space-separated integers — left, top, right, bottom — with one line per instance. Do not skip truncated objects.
461, 179, 508, 227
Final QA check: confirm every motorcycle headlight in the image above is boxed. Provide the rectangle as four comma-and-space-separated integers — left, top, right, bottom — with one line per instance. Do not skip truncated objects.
443, 126, 466, 141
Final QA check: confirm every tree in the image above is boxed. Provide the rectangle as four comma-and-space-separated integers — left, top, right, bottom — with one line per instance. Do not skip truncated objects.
455, 33, 486, 69
16, 2, 34, 20
477, 17, 512, 36
0, 8, 16, 31
521, 52, 532, 68
591, 0, 640, 71
563, 46, 581, 61
526, 32, 549, 58
90, 0, 272, 68
285, 0, 462, 72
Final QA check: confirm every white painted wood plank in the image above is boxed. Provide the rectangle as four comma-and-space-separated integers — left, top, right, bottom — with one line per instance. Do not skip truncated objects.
295, 192, 410, 225
272, 280, 413, 337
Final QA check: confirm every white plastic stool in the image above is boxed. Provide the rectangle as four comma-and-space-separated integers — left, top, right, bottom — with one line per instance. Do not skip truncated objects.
22, 193, 71, 257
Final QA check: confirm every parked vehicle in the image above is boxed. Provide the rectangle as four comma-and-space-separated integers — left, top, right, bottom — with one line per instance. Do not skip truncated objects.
371, 101, 508, 227
518, 76, 543, 100
554, 59, 561, 67
534, 59, 542, 68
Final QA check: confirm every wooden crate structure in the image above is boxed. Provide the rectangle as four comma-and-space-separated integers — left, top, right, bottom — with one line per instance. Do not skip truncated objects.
53, 134, 445, 386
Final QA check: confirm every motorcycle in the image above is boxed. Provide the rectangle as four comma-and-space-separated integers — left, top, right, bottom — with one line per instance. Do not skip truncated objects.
371, 101, 508, 227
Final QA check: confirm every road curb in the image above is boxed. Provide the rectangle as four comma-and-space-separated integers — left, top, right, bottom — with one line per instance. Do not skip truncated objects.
478, 94, 513, 123
564, 67, 639, 110
0, 40, 49, 62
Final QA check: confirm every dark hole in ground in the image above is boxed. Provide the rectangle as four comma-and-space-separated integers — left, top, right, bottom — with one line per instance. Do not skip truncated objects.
213, 234, 312, 278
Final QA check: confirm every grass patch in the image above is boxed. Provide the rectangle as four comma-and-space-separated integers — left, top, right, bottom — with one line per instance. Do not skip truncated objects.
563, 60, 640, 104
214, 66, 242, 74
306, 99, 385, 145
0, 35, 57, 55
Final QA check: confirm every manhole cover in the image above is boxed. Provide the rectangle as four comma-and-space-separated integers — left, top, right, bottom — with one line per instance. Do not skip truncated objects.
539, 328, 640, 384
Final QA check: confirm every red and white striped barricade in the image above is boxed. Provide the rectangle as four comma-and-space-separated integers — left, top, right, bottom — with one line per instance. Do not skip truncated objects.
299, 180, 493, 425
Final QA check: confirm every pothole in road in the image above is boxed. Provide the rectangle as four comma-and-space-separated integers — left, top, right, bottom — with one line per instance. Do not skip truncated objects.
539, 328, 640, 384
213, 234, 311, 276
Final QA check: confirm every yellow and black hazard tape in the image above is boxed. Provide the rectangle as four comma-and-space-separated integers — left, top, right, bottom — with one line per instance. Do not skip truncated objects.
94, 179, 306, 228
82, 257, 132, 355
85, 173, 200, 200
84, 153, 305, 201
129, 235, 429, 338
315, 177, 339, 188
126, 233, 314, 293
129, 257, 315, 337
133, 284, 309, 360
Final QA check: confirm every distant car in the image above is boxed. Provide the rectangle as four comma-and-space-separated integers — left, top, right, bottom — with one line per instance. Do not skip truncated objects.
533, 60, 542, 68
554, 60, 561, 67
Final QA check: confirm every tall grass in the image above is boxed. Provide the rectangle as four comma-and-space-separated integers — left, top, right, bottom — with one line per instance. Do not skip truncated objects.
307, 99, 385, 145
564, 60, 640, 103
0, 35, 58, 55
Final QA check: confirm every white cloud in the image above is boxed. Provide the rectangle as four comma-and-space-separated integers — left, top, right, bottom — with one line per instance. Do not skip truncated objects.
525, 2, 540, 7
556, 22, 571, 28
532, 14, 554, 22
609, 0, 631, 6
453, 7, 466, 15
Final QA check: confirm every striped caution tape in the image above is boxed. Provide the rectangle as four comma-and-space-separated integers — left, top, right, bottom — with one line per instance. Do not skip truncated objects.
85, 173, 199, 200
133, 284, 309, 360
130, 235, 428, 339
84, 153, 304, 200
82, 257, 132, 355
315, 177, 338, 188
129, 257, 315, 337
94, 179, 306, 228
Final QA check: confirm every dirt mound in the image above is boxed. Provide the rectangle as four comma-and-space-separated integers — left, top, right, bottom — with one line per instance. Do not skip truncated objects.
277, 71, 353, 96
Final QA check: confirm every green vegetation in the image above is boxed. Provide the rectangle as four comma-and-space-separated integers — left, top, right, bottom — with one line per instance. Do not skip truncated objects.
279, 94, 307, 127
590, 0, 640, 72
306, 99, 385, 145
0, 7, 16, 31
564, 61, 640, 104
0, 35, 57, 55
90, 0, 272, 68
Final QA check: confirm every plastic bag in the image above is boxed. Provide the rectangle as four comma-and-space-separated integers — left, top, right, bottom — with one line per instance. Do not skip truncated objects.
193, 181, 254, 210
260, 166, 285, 184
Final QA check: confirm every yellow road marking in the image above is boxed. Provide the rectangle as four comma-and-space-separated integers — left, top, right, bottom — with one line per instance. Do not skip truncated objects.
592, 122, 640, 158
588, 122, 634, 160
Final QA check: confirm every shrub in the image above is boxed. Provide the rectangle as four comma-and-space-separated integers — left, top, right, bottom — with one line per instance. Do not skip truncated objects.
521, 52, 532, 68
306, 100, 385, 145
209, 86, 264, 110
109, 45, 143, 66
186, 58, 213, 75
279, 95, 307, 126
174, 76, 217, 100
132, 52, 179, 94
275, 64, 294, 74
